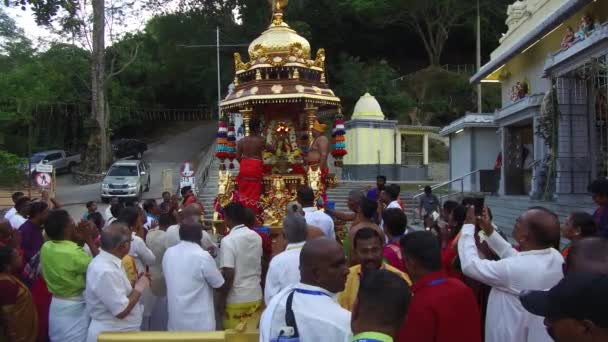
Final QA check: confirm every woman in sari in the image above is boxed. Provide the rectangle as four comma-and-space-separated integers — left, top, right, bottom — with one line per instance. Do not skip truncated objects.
0, 245, 37, 342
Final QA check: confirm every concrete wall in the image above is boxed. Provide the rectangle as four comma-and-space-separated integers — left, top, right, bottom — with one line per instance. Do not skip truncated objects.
473, 128, 501, 171
341, 165, 429, 181
344, 120, 397, 165
448, 130, 473, 191
447, 128, 499, 192
499, 1, 608, 108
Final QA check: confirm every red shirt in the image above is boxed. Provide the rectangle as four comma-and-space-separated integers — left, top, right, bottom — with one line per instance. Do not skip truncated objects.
398, 271, 482, 342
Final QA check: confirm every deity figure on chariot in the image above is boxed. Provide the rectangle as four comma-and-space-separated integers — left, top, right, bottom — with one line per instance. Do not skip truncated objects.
213, 0, 347, 228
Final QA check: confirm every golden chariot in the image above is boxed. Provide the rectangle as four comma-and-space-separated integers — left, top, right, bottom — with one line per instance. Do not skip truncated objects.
213, 0, 343, 233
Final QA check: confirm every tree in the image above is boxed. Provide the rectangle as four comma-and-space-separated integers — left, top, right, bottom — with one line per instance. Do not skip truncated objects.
4, 0, 141, 173
346, 0, 473, 66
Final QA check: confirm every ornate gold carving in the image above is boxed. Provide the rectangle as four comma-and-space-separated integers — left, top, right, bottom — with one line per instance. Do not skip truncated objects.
271, 84, 284, 94
307, 165, 322, 192
255, 69, 262, 80
314, 48, 326, 70
295, 85, 305, 93
320, 72, 326, 83
293, 68, 300, 79
250, 44, 267, 60
312, 86, 322, 95
217, 171, 234, 208
234, 52, 250, 72
250, 86, 259, 95
233, 77, 239, 86
236, 89, 244, 98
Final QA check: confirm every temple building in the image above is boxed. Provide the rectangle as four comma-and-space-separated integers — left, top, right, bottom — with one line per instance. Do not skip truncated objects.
445, 0, 607, 199
344, 93, 445, 181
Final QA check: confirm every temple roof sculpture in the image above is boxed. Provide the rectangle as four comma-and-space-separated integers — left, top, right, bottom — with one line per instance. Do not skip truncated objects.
351, 93, 385, 121
221, 0, 340, 113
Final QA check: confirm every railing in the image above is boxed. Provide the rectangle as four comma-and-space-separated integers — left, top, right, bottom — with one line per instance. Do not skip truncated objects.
412, 169, 482, 202
196, 142, 217, 193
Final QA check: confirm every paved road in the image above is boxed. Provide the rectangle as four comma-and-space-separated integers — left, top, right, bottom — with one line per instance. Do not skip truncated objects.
57, 122, 217, 219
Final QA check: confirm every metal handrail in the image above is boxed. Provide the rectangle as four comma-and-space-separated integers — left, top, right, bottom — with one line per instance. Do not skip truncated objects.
196, 142, 217, 192
412, 169, 481, 200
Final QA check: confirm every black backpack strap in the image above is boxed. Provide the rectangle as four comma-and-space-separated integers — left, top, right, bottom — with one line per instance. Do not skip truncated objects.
285, 291, 300, 337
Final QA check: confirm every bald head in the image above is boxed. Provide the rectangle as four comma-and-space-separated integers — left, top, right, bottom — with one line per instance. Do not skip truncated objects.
179, 223, 203, 244
348, 190, 365, 212
101, 222, 131, 255
179, 204, 202, 223
300, 237, 348, 293
520, 207, 561, 249
566, 237, 608, 274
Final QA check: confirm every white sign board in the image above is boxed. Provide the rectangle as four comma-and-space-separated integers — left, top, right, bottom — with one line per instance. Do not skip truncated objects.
180, 162, 195, 177
35, 173, 52, 188
35, 164, 54, 173
180, 177, 196, 193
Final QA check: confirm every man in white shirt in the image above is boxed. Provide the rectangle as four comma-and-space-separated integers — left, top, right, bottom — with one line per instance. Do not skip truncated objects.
85, 223, 150, 342
265, 213, 308, 305
163, 222, 225, 331
144, 213, 172, 331
380, 184, 402, 211
458, 206, 564, 342
9, 196, 30, 230
298, 186, 335, 239
104, 197, 120, 220
117, 207, 156, 274
260, 237, 351, 342
219, 202, 263, 330
165, 204, 217, 256
3, 191, 24, 221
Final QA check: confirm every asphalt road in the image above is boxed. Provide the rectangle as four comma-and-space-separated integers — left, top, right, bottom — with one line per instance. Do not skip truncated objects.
57, 122, 217, 219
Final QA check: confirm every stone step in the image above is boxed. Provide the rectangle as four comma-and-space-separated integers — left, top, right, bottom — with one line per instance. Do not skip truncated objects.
485, 195, 595, 244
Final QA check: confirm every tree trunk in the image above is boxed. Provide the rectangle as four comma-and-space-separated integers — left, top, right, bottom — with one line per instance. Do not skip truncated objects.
85, 0, 109, 173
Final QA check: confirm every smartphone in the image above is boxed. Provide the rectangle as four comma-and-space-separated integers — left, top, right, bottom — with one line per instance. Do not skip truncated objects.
473, 197, 485, 216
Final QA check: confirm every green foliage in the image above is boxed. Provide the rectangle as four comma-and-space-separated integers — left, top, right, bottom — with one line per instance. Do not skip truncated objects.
0, 150, 26, 187
333, 54, 413, 120
398, 67, 476, 125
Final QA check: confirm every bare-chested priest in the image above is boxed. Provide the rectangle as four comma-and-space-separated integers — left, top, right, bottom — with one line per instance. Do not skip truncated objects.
236, 119, 268, 214
307, 120, 330, 170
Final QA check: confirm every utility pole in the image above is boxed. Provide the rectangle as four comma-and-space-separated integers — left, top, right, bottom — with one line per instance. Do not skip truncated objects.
178, 31, 248, 120
216, 27, 221, 119
477, 0, 482, 114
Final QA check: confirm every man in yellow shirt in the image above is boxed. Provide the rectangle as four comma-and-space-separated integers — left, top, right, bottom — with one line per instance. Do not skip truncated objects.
338, 227, 411, 311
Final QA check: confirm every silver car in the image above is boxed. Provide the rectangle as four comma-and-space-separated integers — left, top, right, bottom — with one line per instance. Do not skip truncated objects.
101, 160, 150, 203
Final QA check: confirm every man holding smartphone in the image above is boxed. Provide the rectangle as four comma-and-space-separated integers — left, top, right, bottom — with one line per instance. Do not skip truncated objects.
457, 205, 563, 342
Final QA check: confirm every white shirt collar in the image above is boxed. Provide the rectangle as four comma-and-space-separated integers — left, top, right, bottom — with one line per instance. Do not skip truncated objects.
285, 241, 306, 251
302, 207, 317, 213
99, 250, 123, 269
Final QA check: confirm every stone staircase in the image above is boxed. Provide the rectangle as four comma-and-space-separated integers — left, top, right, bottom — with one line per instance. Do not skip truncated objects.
326, 182, 420, 224
199, 158, 233, 221
486, 195, 595, 243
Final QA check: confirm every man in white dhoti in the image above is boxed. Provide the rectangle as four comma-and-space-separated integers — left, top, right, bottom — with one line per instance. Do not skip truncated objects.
163, 222, 225, 331
40, 209, 99, 342
85, 222, 150, 342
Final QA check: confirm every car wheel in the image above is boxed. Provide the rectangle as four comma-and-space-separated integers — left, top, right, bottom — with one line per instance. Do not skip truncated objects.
101, 197, 109, 204
145, 177, 150, 192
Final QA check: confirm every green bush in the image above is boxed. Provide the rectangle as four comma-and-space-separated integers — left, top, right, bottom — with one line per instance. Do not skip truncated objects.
0, 150, 27, 188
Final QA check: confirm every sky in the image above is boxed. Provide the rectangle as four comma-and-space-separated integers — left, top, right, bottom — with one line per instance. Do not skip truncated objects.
5, 2, 155, 49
